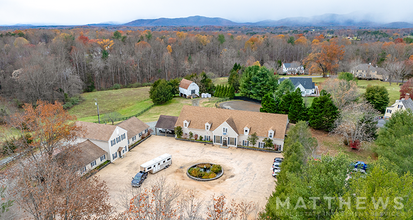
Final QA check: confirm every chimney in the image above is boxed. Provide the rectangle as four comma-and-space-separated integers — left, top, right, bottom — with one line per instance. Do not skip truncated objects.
406, 93, 410, 100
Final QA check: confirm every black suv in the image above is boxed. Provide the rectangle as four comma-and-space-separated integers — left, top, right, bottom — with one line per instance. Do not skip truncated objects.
131, 171, 148, 187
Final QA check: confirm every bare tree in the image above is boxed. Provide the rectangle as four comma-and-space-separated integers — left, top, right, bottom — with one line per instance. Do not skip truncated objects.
102, 112, 122, 125
383, 61, 410, 84
321, 78, 360, 109
332, 101, 379, 149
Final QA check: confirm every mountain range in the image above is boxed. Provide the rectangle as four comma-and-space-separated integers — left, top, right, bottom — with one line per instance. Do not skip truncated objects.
4, 14, 413, 28
124, 15, 413, 28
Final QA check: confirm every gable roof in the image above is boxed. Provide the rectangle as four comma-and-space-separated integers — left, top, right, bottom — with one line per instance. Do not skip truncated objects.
76, 140, 107, 165
175, 106, 288, 139
76, 121, 117, 142
402, 98, 413, 111
353, 64, 377, 72
179, 78, 194, 89
155, 115, 178, 130
279, 77, 315, 90
283, 63, 292, 68
118, 117, 149, 138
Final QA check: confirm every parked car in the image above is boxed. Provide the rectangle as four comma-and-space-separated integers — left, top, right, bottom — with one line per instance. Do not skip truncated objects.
272, 168, 281, 177
352, 161, 367, 171
131, 171, 148, 187
272, 162, 282, 169
274, 157, 284, 162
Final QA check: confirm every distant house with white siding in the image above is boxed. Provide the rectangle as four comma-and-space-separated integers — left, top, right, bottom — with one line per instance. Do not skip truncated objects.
179, 79, 199, 98
384, 94, 413, 118
282, 63, 305, 75
278, 77, 319, 96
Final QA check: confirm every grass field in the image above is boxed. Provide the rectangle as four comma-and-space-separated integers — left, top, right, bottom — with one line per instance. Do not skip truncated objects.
69, 87, 151, 122
357, 80, 400, 104
138, 97, 193, 122
212, 77, 228, 85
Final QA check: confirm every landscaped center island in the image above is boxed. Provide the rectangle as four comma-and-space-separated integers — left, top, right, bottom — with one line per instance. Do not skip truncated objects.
187, 163, 223, 181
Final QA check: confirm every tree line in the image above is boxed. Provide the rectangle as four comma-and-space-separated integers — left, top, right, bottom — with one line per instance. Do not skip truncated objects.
1, 28, 412, 106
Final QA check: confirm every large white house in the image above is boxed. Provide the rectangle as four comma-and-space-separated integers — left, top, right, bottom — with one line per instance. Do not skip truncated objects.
175, 106, 289, 151
282, 63, 305, 75
179, 79, 199, 98
118, 117, 149, 146
384, 94, 413, 118
278, 77, 319, 96
75, 121, 129, 162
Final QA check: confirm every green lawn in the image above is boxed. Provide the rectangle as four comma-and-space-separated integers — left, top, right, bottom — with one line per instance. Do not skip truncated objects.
357, 80, 400, 104
69, 87, 151, 122
303, 97, 315, 107
138, 97, 193, 122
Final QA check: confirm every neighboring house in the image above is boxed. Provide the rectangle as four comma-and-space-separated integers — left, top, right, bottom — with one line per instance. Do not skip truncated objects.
55, 140, 107, 175
118, 116, 149, 146
278, 77, 319, 96
351, 64, 384, 80
282, 63, 305, 75
384, 94, 413, 118
175, 106, 289, 151
75, 121, 128, 162
179, 79, 199, 98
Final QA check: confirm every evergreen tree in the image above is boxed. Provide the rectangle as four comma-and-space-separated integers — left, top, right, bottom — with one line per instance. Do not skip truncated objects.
199, 72, 215, 94
260, 93, 279, 113
229, 85, 235, 99
308, 91, 339, 131
288, 88, 308, 123
364, 85, 389, 114
215, 85, 220, 97
149, 79, 173, 105
278, 91, 293, 114
225, 85, 230, 97
240, 65, 278, 101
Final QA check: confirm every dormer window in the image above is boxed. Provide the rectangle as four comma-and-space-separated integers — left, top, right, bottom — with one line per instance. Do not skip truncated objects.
205, 123, 211, 131
244, 127, 249, 135
184, 120, 190, 128
268, 130, 274, 138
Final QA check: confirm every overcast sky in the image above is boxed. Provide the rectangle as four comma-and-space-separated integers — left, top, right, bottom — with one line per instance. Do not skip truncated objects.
1, 0, 412, 25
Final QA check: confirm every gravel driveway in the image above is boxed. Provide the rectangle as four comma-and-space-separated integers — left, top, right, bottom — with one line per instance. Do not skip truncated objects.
96, 135, 282, 213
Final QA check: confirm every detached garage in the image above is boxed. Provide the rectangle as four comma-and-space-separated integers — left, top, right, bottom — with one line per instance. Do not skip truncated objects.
179, 79, 199, 98
155, 115, 178, 136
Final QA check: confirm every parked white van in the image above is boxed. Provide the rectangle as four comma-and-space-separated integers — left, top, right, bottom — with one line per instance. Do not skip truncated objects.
140, 153, 172, 174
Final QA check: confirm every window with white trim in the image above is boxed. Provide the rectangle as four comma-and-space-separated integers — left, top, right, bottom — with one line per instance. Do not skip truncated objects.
112, 152, 118, 160
81, 166, 86, 173
205, 124, 210, 130
100, 155, 106, 162
204, 135, 210, 141
91, 160, 97, 167
243, 140, 249, 146
387, 109, 392, 113
258, 142, 265, 148
223, 127, 228, 135
269, 131, 274, 138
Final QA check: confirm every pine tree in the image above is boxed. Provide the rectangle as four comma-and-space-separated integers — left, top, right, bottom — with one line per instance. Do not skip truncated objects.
215, 85, 221, 97
288, 89, 308, 123
225, 85, 230, 97
278, 91, 293, 114
229, 85, 235, 99
260, 93, 279, 113
308, 91, 339, 131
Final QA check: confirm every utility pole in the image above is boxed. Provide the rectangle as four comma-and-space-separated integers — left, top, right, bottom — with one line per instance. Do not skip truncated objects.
95, 98, 100, 124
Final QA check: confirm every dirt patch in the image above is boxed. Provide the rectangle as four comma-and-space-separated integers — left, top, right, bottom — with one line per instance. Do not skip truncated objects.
219, 101, 261, 112
311, 129, 376, 162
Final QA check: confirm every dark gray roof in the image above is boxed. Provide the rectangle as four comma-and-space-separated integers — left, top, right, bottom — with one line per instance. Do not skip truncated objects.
279, 77, 315, 90
155, 115, 178, 130
283, 63, 292, 68
402, 98, 413, 111
353, 64, 377, 72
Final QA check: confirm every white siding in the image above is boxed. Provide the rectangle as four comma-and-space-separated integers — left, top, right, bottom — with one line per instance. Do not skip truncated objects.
107, 127, 128, 161
179, 82, 200, 97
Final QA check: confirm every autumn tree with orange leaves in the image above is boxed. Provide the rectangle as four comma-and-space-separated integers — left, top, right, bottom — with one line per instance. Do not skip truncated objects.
304, 41, 345, 77
1, 101, 112, 219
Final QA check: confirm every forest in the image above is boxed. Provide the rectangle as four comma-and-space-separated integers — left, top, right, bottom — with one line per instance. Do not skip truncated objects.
0, 27, 413, 105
